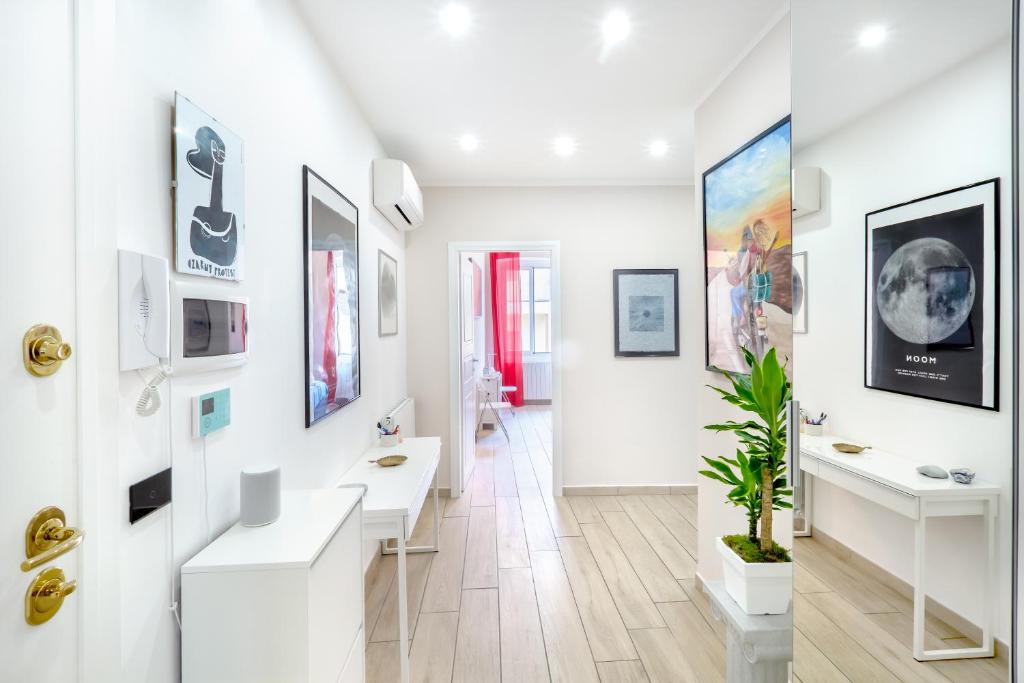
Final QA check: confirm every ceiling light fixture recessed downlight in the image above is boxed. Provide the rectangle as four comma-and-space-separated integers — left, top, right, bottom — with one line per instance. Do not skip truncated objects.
858, 24, 887, 49
601, 9, 632, 47
458, 133, 479, 152
439, 3, 472, 38
648, 140, 669, 157
552, 136, 577, 158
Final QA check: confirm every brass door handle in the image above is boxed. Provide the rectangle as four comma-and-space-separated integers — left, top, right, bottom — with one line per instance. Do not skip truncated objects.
25, 567, 77, 625
23, 324, 72, 377
21, 506, 85, 572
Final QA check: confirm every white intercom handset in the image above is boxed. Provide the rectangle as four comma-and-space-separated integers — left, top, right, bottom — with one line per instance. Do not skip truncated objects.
118, 250, 172, 415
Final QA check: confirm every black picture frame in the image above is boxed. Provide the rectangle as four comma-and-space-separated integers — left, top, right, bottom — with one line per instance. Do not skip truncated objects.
864, 178, 1000, 411
701, 115, 792, 374
302, 165, 361, 427
613, 269, 680, 357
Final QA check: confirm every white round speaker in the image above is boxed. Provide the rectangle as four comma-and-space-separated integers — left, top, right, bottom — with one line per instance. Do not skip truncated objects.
240, 465, 281, 527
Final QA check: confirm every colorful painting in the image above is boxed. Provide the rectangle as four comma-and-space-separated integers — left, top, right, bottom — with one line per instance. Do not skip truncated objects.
702, 117, 792, 373
303, 166, 360, 427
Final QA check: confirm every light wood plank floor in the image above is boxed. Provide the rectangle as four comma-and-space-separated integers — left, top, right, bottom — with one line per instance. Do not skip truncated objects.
793, 537, 1009, 683
364, 406, 721, 683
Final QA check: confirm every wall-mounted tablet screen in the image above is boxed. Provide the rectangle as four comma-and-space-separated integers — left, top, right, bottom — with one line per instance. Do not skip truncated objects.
182, 298, 248, 358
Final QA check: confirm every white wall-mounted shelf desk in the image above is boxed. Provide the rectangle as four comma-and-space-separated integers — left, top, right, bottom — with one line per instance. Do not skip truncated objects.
798, 434, 999, 662
336, 436, 441, 683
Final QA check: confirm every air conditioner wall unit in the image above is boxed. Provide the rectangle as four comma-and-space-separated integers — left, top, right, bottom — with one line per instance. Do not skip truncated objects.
373, 159, 424, 231
792, 166, 822, 218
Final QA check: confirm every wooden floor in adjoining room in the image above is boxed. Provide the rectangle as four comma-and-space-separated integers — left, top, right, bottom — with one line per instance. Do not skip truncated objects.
792, 535, 1009, 683
363, 405, 721, 683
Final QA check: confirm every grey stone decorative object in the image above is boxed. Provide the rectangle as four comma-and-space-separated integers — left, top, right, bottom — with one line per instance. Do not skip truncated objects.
916, 465, 949, 479
950, 468, 976, 485
704, 580, 792, 683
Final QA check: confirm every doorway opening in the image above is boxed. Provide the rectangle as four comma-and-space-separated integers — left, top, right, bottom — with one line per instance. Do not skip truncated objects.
446, 241, 562, 499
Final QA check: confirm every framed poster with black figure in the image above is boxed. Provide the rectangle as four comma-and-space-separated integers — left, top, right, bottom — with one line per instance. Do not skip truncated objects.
865, 179, 999, 410
303, 166, 360, 427
613, 269, 679, 357
173, 92, 245, 281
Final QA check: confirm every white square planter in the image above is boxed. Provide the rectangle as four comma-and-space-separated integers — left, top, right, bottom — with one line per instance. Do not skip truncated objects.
716, 536, 793, 615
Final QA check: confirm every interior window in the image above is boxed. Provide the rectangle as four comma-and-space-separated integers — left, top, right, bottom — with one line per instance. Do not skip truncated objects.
520, 266, 552, 354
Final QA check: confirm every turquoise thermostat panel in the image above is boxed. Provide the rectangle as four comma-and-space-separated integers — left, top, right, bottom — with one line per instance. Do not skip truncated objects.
192, 388, 231, 438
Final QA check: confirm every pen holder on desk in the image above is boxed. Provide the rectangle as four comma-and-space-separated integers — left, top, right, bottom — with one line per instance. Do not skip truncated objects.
804, 423, 824, 436
379, 433, 400, 447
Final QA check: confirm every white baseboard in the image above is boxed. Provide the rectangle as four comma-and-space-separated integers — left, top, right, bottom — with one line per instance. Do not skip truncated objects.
563, 484, 697, 496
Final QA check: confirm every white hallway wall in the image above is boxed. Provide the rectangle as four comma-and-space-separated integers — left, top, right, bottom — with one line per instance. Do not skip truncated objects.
406, 185, 699, 490
114, 1, 407, 679
793, 42, 1013, 640
693, 15, 793, 581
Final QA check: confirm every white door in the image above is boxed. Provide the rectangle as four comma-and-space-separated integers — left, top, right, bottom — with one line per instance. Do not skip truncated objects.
460, 254, 478, 491
0, 2, 82, 680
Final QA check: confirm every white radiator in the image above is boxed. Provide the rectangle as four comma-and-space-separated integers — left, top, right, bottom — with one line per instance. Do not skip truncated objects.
523, 362, 552, 401
386, 397, 416, 437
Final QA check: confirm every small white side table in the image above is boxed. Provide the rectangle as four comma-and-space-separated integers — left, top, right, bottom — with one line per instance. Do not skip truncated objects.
337, 436, 441, 683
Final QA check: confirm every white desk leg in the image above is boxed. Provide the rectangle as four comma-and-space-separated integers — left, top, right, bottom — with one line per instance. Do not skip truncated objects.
912, 503, 927, 661
432, 470, 440, 551
982, 497, 996, 655
398, 526, 410, 683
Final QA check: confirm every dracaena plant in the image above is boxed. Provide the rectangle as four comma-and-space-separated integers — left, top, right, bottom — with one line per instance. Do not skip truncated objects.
699, 347, 793, 555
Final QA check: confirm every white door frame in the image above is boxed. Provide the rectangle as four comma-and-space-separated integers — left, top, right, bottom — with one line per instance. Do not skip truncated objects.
75, 1, 122, 680
447, 241, 564, 497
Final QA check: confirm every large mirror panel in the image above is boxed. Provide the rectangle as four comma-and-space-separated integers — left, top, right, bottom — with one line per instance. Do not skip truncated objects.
791, 1, 1014, 679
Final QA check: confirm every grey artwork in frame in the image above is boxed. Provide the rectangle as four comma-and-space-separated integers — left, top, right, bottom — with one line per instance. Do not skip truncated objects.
792, 251, 807, 334
613, 269, 679, 357
378, 249, 398, 336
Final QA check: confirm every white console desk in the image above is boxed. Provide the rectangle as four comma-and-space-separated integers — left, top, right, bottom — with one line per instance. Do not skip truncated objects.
798, 434, 998, 661
336, 436, 441, 683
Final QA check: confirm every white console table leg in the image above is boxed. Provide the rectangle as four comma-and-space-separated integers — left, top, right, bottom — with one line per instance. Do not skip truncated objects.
913, 503, 927, 660
913, 498, 996, 661
398, 528, 410, 683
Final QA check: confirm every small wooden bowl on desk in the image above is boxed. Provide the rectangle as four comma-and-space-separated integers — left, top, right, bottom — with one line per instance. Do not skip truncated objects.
369, 455, 408, 467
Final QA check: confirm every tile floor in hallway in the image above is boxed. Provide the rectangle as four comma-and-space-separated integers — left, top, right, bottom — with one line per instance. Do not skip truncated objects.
363, 405, 718, 683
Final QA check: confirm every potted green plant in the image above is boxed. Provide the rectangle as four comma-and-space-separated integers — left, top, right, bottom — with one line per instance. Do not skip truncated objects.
700, 347, 793, 615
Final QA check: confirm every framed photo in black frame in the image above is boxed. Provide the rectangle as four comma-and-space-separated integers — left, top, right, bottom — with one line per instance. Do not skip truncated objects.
303, 166, 361, 427
865, 178, 999, 410
613, 269, 679, 357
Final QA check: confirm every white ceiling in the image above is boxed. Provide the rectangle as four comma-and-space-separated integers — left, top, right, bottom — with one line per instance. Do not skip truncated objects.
792, 0, 1012, 149
294, 0, 788, 186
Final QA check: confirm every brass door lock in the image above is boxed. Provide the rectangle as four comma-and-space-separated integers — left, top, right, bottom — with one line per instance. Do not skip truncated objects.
23, 324, 72, 377
25, 567, 76, 625
22, 506, 85, 572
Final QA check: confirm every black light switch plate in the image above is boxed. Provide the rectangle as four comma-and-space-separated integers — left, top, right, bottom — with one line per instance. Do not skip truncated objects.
129, 467, 172, 524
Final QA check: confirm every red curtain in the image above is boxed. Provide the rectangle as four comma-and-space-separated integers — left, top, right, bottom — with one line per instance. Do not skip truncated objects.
490, 252, 524, 407
322, 251, 338, 403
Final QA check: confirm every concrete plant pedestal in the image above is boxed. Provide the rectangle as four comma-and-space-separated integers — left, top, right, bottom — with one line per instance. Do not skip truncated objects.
703, 580, 793, 683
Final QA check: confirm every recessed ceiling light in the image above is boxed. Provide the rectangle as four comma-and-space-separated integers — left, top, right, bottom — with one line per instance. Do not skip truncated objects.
648, 140, 669, 157
458, 133, 479, 152
552, 136, 577, 157
858, 24, 887, 48
439, 3, 472, 38
601, 9, 632, 47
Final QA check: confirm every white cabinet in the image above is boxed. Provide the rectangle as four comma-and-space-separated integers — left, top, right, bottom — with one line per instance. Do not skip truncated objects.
182, 489, 365, 683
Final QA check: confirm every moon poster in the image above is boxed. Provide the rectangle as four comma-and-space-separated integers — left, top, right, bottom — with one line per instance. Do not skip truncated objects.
865, 179, 999, 410
173, 92, 245, 281
702, 117, 792, 374
613, 269, 679, 357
